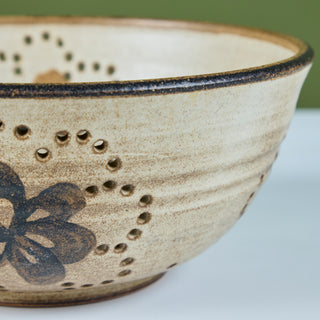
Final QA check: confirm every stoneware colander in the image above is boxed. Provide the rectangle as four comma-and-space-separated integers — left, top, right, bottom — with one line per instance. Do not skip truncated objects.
0, 16, 313, 307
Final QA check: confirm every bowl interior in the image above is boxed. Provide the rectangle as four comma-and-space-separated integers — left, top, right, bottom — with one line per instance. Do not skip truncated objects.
0, 17, 298, 84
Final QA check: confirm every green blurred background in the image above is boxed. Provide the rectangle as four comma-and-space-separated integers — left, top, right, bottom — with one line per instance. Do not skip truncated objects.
0, 0, 318, 107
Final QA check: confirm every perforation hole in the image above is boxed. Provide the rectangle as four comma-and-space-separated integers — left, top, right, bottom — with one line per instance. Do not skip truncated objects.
61, 282, 74, 287
107, 65, 115, 75
85, 185, 98, 197
139, 195, 153, 207
95, 244, 109, 255
0, 52, 5, 61
78, 62, 85, 71
118, 270, 131, 277
76, 129, 91, 143
81, 284, 93, 288
57, 38, 63, 47
101, 280, 114, 285
13, 54, 21, 62
64, 72, 71, 81
14, 125, 30, 139
103, 180, 117, 191
42, 32, 50, 40
114, 243, 127, 253
137, 212, 151, 225
35, 148, 50, 162
0, 121, 4, 131
107, 157, 121, 171
167, 263, 177, 269
127, 229, 142, 241
15, 124, 30, 137
14, 67, 22, 75
93, 139, 108, 153
120, 184, 135, 196
24, 35, 32, 45
120, 257, 135, 266
93, 62, 100, 71
65, 52, 73, 61
55, 130, 70, 144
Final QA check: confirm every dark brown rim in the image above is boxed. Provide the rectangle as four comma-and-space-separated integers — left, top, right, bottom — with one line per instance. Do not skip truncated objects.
0, 16, 314, 98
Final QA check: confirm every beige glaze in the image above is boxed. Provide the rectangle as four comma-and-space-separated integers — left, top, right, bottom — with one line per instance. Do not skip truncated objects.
0, 17, 313, 306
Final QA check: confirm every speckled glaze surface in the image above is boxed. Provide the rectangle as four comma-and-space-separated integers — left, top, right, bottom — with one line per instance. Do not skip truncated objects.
0, 17, 313, 306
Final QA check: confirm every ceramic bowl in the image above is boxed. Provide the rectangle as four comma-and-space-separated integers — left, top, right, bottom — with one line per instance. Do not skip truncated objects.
0, 17, 313, 307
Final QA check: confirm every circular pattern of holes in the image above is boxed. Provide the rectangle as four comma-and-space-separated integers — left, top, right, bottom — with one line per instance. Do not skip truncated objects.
0, 121, 154, 290
0, 30, 116, 80
0, 118, 272, 291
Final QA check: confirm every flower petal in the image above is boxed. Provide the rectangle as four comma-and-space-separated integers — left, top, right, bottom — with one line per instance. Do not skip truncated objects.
0, 162, 28, 220
6, 236, 65, 285
25, 218, 96, 264
27, 183, 86, 221
0, 252, 6, 267
0, 242, 7, 266
0, 226, 11, 243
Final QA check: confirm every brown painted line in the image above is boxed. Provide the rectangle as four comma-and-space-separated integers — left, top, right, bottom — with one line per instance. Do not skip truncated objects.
0, 17, 314, 99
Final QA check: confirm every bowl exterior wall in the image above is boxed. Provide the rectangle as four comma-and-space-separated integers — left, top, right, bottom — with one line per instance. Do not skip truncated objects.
0, 65, 311, 296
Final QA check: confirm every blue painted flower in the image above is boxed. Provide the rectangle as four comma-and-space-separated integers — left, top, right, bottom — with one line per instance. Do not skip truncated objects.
0, 162, 96, 285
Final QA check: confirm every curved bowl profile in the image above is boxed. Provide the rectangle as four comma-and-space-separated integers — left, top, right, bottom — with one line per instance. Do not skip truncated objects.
0, 17, 313, 306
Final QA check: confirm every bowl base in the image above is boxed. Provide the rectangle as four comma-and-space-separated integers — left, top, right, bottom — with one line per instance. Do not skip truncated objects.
0, 273, 165, 307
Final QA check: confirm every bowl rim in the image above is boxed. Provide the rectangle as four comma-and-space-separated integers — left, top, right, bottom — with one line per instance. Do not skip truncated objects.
0, 16, 314, 99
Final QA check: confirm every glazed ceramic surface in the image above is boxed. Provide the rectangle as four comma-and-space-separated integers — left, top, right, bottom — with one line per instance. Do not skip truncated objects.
0, 17, 313, 306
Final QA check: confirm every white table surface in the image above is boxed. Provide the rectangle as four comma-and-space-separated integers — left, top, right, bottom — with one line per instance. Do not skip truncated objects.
1, 109, 319, 319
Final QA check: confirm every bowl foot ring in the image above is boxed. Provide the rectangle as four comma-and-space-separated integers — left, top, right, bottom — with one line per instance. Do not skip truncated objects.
0, 273, 165, 307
